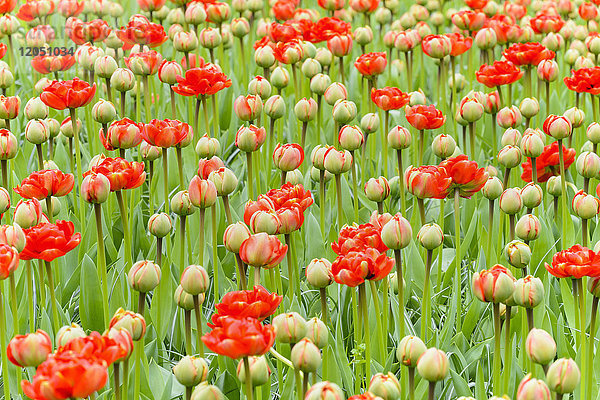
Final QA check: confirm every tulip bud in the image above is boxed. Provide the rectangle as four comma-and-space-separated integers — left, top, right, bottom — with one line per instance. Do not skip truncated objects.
526, 329, 557, 365
234, 95, 263, 122
128, 260, 161, 293
520, 132, 545, 158
236, 356, 271, 387
223, 222, 251, 254
365, 177, 391, 203
499, 188, 523, 215
431, 134, 455, 159
520, 182, 543, 209
388, 126, 412, 150
497, 145, 522, 169
190, 383, 226, 400
546, 358, 580, 394
516, 214, 540, 242
497, 106, 522, 129
109, 308, 146, 341
517, 374, 552, 400
324, 148, 352, 175
14, 198, 43, 229
513, 275, 544, 308
81, 172, 111, 204
564, 107, 585, 128
291, 338, 322, 373
500, 128, 521, 148
95, 55, 118, 79
417, 223, 444, 250
141, 142, 162, 161
324, 83, 348, 106
264, 95, 286, 120
304, 317, 328, 349
148, 212, 172, 238
381, 214, 412, 250
174, 30, 199, 52
306, 258, 333, 288
195, 134, 220, 158
173, 356, 209, 387
537, 59, 559, 81
111, 68, 136, 92
332, 100, 357, 125
0, 69, 14, 89
305, 382, 345, 400
34, 78, 52, 95
7, 329, 52, 368
270, 66, 289, 90
572, 190, 600, 219
25, 97, 48, 120
416, 348, 449, 382
544, 115, 572, 140
576, 151, 600, 179
519, 97, 540, 119
180, 265, 210, 295
208, 168, 238, 196
472, 264, 516, 303
55, 323, 86, 347
247, 76, 271, 101
92, 99, 117, 124
174, 285, 196, 310
396, 335, 427, 367
310, 74, 332, 96
587, 122, 600, 144
547, 175, 563, 197
159, 61, 184, 86
274, 143, 304, 172
254, 45, 275, 69
294, 98, 318, 123
360, 112, 380, 134
25, 119, 50, 145
171, 190, 196, 216
368, 372, 401, 400
273, 312, 307, 343
301, 58, 322, 79
459, 98, 484, 122
338, 125, 364, 152
231, 18, 250, 38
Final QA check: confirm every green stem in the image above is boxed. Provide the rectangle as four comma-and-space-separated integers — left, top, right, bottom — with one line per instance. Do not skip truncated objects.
198, 208, 205, 265
244, 357, 255, 400
454, 189, 462, 332
211, 205, 220, 304
222, 196, 233, 226
69, 108, 85, 227
468, 122, 475, 161
27, 261, 34, 332
201, 95, 211, 137
162, 149, 169, 213
143, 75, 151, 121
114, 363, 121, 400
503, 306, 512, 393
211, 94, 220, 136
122, 358, 129, 399
8, 274, 20, 392
184, 309, 192, 355
398, 150, 406, 215
115, 191, 132, 271
133, 339, 141, 400
394, 249, 405, 340
558, 139, 568, 249
493, 303, 501, 395
578, 278, 587, 398
176, 147, 184, 190
422, 250, 432, 343
369, 280, 385, 363
408, 367, 415, 400
179, 216, 186, 277
351, 151, 358, 222
94, 204, 109, 327
319, 170, 326, 238
45, 261, 59, 332
246, 152, 254, 200
0, 283, 10, 399
486, 200, 494, 267
586, 296, 598, 400
358, 283, 371, 389
335, 174, 343, 229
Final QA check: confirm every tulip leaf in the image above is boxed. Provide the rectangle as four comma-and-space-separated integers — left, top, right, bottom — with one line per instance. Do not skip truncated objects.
79, 254, 105, 333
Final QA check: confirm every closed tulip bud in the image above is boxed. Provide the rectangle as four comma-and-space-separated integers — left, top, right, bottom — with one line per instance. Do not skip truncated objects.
111, 68, 136, 92
537, 59, 559, 82
324, 148, 352, 174
270, 66, 290, 90
294, 98, 318, 122
0, 68, 14, 89
148, 212, 172, 238
190, 383, 226, 400
360, 112, 380, 134
173, 356, 209, 387
173, 30, 199, 52
247, 77, 271, 101
564, 107, 585, 128
324, 83, 348, 106
459, 98, 484, 122
236, 356, 271, 387
417, 223, 444, 250
338, 125, 364, 152
381, 214, 412, 250
365, 177, 390, 202
499, 188, 523, 215
34, 78, 52, 96
587, 122, 600, 144
109, 308, 146, 341
472, 264, 516, 303
498, 145, 522, 169
25, 119, 50, 145
332, 100, 357, 124
254, 45, 275, 69
521, 182, 543, 209
474, 27, 497, 49
516, 214, 540, 241
81, 172, 111, 204
7, 329, 52, 368
572, 190, 600, 219
311, 145, 329, 171
367, 373, 401, 400
417, 348, 449, 382
291, 338, 322, 373
304, 317, 328, 349
576, 151, 600, 179
388, 126, 412, 150
208, 168, 238, 196
59, 117, 81, 138
274, 143, 304, 172
547, 175, 563, 197
25, 97, 48, 120
231, 17, 250, 38
41, 197, 60, 218
14, 198, 43, 229
431, 134, 456, 159
95, 55, 118, 79
180, 264, 210, 296
306, 258, 333, 288
174, 285, 196, 310
234, 95, 262, 122
520, 132, 545, 158
501, 128, 522, 147
249, 210, 280, 234
222, 222, 251, 254
544, 115, 572, 140
158, 61, 184, 86
589, 276, 600, 297
171, 190, 196, 216
448, 73, 467, 92
546, 358, 580, 394
128, 260, 161, 293
305, 381, 345, 400
188, 176, 217, 209
526, 329, 557, 365
0, 129, 16, 160
139, 142, 161, 162
198, 28, 221, 49
264, 95, 286, 120
273, 312, 307, 343
396, 335, 427, 367
235, 125, 266, 153
301, 58, 322, 79
92, 99, 117, 124
310, 166, 333, 184
519, 97, 539, 119
194, 135, 220, 159
513, 275, 544, 308
497, 106, 522, 129
310, 74, 332, 96
0, 187, 9, 214
55, 323, 86, 347
517, 375, 552, 400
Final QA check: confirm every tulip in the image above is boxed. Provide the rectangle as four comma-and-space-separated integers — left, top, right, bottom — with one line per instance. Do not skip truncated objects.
291, 338, 322, 373
236, 355, 271, 387
546, 358, 580, 395
128, 260, 161, 295
7, 330, 51, 368
517, 374, 552, 400
417, 347, 449, 382
526, 329, 557, 366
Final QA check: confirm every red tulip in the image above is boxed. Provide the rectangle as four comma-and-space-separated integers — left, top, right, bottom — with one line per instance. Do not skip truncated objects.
173, 64, 232, 97
348, 393, 382, 400
0, 0, 17, 14
503, 42, 555, 66
16, 0, 54, 22
142, 119, 192, 148
66, 18, 111, 44
579, 2, 598, 20
7, 330, 52, 368
563, 67, 600, 95
354, 52, 387, 77
451, 10, 486, 31
445, 32, 472, 57
545, 245, 600, 278
268, 22, 302, 43
439, 155, 488, 198
332, 248, 395, 287
100, 118, 144, 151
239, 232, 288, 268
265, 183, 313, 211
197, 156, 225, 179
84, 157, 146, 192
14, 169, 75, 200
405, 104, 446, 130
371, 87, 409, 111
475, 60, 524, 88
404, 165, 452, 199
521, 142, 576, 182
31, 55, 76, 75
0, 243, 18, 280
349, 0, 379, 13
530, 14, 564, 34
57, 0, 84, 17
125, 50, 163, 76
332, 222, 388, 255
272, 0, 296, 20
211, 285, 282, 323
0, 95, 19, 119
137, 0, 167, 12
273, 39, 304, 64
20, 220, 81, 262
40, 78, 96, 110
202, 316, 276, 359
117, 15, 168, 48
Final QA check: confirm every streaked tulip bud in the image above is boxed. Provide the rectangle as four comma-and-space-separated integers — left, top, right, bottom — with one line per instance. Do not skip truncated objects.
306, 258, 333, 288
95, 55, 118, 78
55, 323, 86, 347
185, 1, 207, 24
459, 98, 484, 122
572, 190, 600, 219
0, 69, 14, 88
141, 142, 162, 161
81, 172, 111, 204
537, 59, 559, 81
208, 168, 238, 196
516, 214, 540, 241
417, 223, 444, 250
396, 335, 427, 367
254, 45, 275, 69
388, 126, 412, 150
195, 134, 220, 158
111, 68, 136, 92
364, 176, 390, 203
25, 97, 48, 120
248, 76, 271, 101
264, 95, 286, 120
587, 122, 600, 144
190, 383, 226, 400
249, 210, 280, 235
517, 375, 552, 400
128, 260, 161, 293
301, 58, 322, 79
475, 27, 497, 49
180, 264, 210, 295
499, 188, 523, 215
501, 128, 522, 147
305, 382, 345, 400
368, 372, 401, 400
148, 212, 172, 238
472, 264, 515, 303
544, 114, 572, 140
174, 285, 196, 310
338, 125, 364, 152
497, 106, 522, 129
92, 99, 117, 124
520, 132, 545, 158
25, 119, 50, 145
109, 308, 147, 341
234, 95, 263, 122
270, 66, 289, 90
294, 98, 318, 122
7, 330, 52, 368
498, 145, 522, 169
173, 356, 209, 387
526, 329, 557, 365
332, 100, 357, 125
0, 223, 24, 252
381, 214, 412, 250
576, 151, 600, 179
273, 312, 307, 343
360, 112, 380, 134
310, 74, 332, 96
159, 61, 184, 86
564, 107, 585, 128
223, 222, 251, 254
188, 176, 217, 209
521, 182, 543, 209
519, 97, 540, 119
513, 275, 544, 308
0, 129, 16, 160
235, 125, 266, 153
431, 134, 455, 159
174, 30, 199, 52
304, 317, 328, 348
416, 348, 449, 382
291, 338, 322, 373
231, 18, 250, 38
324, 83, 348, 106
0, 187, 9, 215
274, 143, 304, 171
171, 190, 196, 216
236, 356, 271, 387
324, 148, 352, 175
546, 358, 580, 394
14, 198, 43, 229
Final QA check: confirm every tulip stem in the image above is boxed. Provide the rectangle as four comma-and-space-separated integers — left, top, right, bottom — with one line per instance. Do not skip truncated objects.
116, 190, 133, 271
284, 234, 298, 303
211, 205, 220, 303
454, 188, 462, 332
531, 158, 537, 185
27, 260, 34, 332
358, 283, 371, 389
503, 306, 512, 393
486, 200, 494, 267
137, 292, 146, 316
586, 296, 598, 400
319, 170, 326, 238
143, 75, 151, 121
350, 151, 358, 222
369, 280, 385, 363
192, 295, 205, 357
222, 195, 233, 226
578, 278, 588, 398
36, 143, 44, 170
246, 152, 254, 200
417, 198, 426, 226
176, 147, 185, 190
94, 204, 110, 327
394, 249, 405, 340
133, 340, 142, 400
235, 254, 247, 290
8, 274, 20, 392
319, 287, 328, 325
397, 150, 406, 215
69, 108, 85, 228
44, 261, 60, 333
428, 382, 435, 400
198, 208, 205, 266
408, 367, 415, 400
0, 283, 10, 400
179, 215, 186, 277
421, 249, 433, 344
201, 95, 211, 137
120, 91, 126, 118
334, 174, 344, 229
254, 266, 261, 286
383, 110, 389, 176
492, 303, 501, 395
418, 130, 424, 166
243, 357, 254, 400
184, 309, 192, 355
468, 122, 475, 161
114, 363, 121, 400
558, 139, 568, 249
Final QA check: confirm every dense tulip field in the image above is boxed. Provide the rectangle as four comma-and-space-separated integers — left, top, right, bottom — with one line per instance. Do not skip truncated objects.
5, 0, 600, 399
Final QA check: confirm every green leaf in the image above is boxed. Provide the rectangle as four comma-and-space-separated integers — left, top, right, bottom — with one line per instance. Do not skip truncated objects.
79, 254, 104, 332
